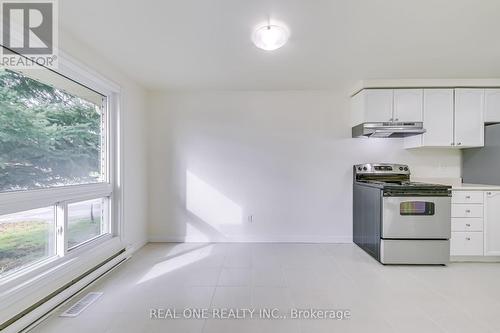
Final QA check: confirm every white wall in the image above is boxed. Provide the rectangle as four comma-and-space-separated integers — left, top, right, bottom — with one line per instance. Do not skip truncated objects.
60, 32, 149, 250
147, 90, 461, 243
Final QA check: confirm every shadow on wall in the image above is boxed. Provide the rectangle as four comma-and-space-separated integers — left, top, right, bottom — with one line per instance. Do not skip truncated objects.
184, 170, 242, 241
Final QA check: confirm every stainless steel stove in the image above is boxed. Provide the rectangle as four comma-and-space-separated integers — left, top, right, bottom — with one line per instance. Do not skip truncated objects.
353, 163, 451, 264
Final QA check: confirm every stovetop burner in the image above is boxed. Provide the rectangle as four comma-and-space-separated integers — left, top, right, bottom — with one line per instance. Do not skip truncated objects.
354, 163, 451, 194
359, 180, 445, 187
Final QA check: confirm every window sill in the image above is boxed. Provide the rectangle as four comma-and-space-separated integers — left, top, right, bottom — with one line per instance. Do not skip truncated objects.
68, 233, 111, 253
0, 236, 124, 320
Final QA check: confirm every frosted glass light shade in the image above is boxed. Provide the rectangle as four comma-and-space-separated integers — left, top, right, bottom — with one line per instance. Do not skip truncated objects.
252, 25, 289, 51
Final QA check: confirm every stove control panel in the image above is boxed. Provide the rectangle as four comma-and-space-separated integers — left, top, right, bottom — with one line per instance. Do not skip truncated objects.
354, 163, 410, 175
374, 165, 393, 171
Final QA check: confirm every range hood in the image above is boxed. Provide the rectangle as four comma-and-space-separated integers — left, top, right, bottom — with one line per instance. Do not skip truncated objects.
352, 122, 426, 138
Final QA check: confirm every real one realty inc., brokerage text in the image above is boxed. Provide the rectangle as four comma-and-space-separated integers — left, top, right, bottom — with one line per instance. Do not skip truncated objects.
150, 308, 351, 320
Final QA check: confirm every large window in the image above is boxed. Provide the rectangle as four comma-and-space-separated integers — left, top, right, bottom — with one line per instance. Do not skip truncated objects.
0, 69, 104, 192
0, 50, 115, 278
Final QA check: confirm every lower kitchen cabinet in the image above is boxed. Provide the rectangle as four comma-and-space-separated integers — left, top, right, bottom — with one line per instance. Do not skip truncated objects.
451, 204, 483, 218
451, 218, 483, 232
451, 231, 484, 256
484, 191, 500, 256
451, 189, 500, 258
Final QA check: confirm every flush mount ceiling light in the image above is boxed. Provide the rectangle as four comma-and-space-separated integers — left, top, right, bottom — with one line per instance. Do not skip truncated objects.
252, 24, 289, 51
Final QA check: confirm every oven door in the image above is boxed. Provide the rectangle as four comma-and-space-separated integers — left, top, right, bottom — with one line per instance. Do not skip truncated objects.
382, 196, 451, 239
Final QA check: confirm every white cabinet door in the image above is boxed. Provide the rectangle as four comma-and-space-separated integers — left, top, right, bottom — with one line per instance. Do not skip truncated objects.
363, 89, 394, 122
451, 231, 484, 256
485, 89, 500, 123
451, 218, 483, 232
451, 204, 484, 218
393, 89, 423, 122
454, 89, 484, 147
452, 191, 484, 204
421, 89, 454, 147
484, 191, 500, 256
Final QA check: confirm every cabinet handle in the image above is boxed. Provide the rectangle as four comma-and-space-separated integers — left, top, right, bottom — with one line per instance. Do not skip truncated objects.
465, 209, 471, 213
457, 142, 462, 146
466, 224, 471, 227
487, 192, 492, 195
466, 237, 471, 241
465, 196, 471, 199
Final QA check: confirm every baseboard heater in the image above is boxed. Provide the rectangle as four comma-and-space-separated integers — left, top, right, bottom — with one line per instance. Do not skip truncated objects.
1, 248, 127, 333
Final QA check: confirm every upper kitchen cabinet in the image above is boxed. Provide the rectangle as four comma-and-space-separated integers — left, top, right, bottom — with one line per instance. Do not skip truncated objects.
485, 89, 500, 123
405, 88, 485, 149
393, 89, 423, 122
351, 89, 423, 126
351, 89, 393, 126
454, 89, 484, 147
405, 89, 454, 148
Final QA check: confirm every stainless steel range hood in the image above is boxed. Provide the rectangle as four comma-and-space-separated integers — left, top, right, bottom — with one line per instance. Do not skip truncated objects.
352, 122, 426, 138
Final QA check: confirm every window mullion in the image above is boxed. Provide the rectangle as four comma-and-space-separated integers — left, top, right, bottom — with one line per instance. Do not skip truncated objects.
0, 183, 113, 216
55, 203, 68, 257
103, 197, 110, 235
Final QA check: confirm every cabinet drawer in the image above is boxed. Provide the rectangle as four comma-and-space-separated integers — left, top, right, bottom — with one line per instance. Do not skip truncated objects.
451, 204, 483, 218
451, 218, 483, 232
450, 232, 484, 256
452, 191, 483, 204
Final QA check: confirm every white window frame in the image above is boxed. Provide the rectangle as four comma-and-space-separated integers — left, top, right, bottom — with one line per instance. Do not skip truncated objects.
0, 49, 123, 290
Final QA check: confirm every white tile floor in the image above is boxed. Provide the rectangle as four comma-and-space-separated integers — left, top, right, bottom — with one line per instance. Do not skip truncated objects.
30, 243, 500, 333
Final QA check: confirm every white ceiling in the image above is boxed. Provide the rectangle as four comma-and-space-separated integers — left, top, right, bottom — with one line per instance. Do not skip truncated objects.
60, 0, 500, 91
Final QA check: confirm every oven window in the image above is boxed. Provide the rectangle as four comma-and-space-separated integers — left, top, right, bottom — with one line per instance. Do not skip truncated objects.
400, 201, 435, 216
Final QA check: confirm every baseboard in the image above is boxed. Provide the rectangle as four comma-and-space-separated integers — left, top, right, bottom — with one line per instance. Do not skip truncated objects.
126, 238, 148, 254
3, 246, 134, 333
148, 235, 353, 243
450, 255, 500, 262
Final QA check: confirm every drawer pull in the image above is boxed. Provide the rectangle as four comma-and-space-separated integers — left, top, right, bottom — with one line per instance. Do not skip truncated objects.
465, 196, 471, 199
466, 237, 471, 241
465, 224, 471, 227
465, 209, 471, 213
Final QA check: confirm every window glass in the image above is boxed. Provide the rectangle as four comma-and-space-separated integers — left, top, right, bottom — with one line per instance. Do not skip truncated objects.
400, 201, 435, 216
67, 198, 105, 249
0, 206, 55, 276
0, 68, 105, 192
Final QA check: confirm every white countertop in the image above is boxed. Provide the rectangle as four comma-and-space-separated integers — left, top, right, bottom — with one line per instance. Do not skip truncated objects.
412, 177, 500, 191
451, 183, 500, 191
